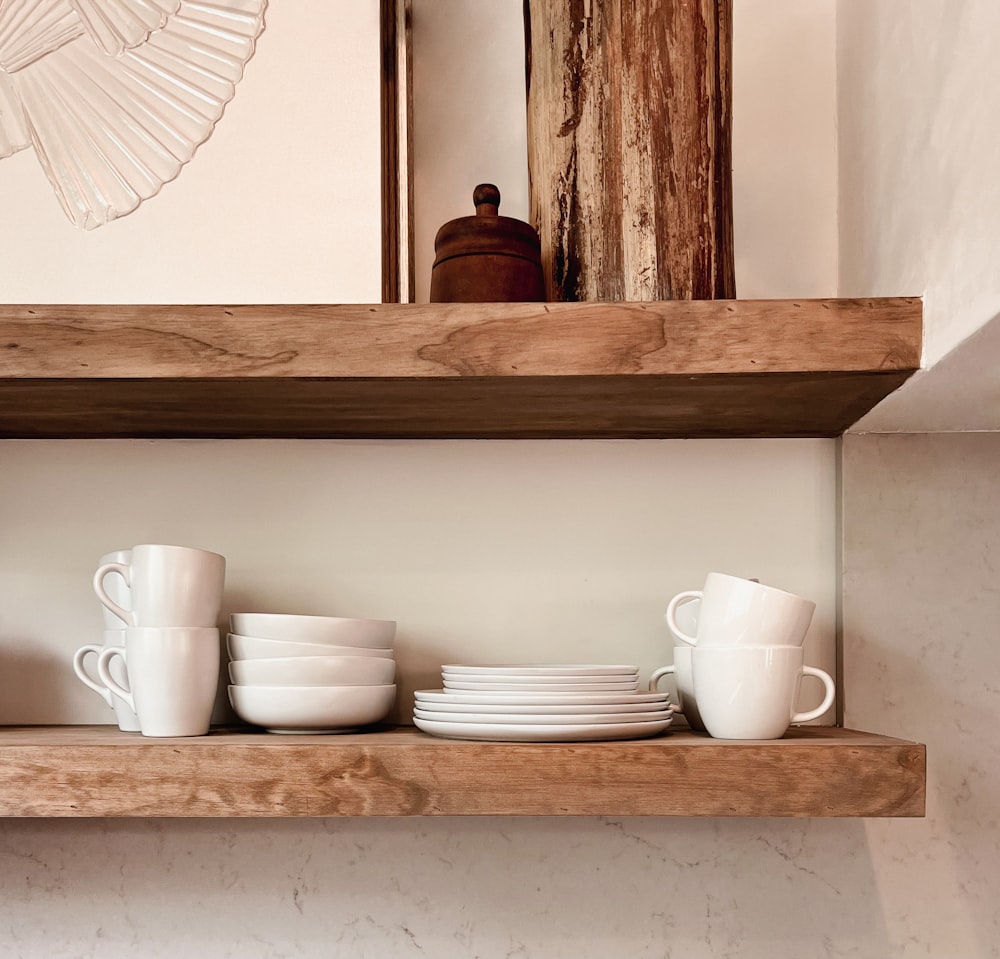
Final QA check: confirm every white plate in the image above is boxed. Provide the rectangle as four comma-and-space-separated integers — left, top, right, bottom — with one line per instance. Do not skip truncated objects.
415, 689, 670, 707
440, 672, 638, 685
411, 697, 670, 715
441, 680, 640, 693
441, 664, 639, 677
414, 707, 673, 725
413, 715, 673, 742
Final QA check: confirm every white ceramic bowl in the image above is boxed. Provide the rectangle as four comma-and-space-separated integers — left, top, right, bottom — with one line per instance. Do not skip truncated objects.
229, 613, 395, 649
229, 684, 396, 733
227, 633, 394, 661
229, 655, 396, 687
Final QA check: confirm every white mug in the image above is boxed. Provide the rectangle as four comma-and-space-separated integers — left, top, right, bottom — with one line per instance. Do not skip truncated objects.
691, 644, 836, 740
649, 645, 706, 731
93, 544, 226, 627
665, 572, 815, 648
97, 626, 220, 737
72, 630, 141, 732
97, 549, 132, 627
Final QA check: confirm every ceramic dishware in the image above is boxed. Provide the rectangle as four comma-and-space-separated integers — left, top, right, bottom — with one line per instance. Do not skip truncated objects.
73, 630, 141, 732
98, 626, 220, 737
229, 613, 395, 649
691, 644, 835, 740
412, 697, 669, 715
229, 655, 395, 687
94, 544, 225, 627
415, 661, 674, 742
441, 680, 640, 693
413, 708, 672, 725
666, 595, 700, 645
227, 634, 394, 661
440, 672, 638, 685
229, 683, 396, 733
649, 645, 705, 731
412, 715, 672, 743
441, 664, 639, 677
96, 549, 132, 627
414, 689, 671, 708
665, 572, 815, 648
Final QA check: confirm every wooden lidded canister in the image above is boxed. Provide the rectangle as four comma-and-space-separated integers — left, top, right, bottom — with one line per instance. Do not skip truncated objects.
430, 184, 546, 302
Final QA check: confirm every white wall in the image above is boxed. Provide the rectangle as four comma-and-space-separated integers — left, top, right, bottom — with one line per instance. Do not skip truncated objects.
839, 0, 1000, 432
837, 2, 1000, 957
0, 3, 856, 958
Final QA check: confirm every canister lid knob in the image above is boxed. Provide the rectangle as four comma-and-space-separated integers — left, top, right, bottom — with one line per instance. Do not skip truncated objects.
473, 183, 501, 217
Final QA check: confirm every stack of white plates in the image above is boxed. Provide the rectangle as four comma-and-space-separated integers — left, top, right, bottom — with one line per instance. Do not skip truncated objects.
226, 613, 396, 734
414, 664, 675, 742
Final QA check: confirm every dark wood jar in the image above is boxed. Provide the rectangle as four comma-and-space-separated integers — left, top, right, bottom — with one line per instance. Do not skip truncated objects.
430, 184, 546, 302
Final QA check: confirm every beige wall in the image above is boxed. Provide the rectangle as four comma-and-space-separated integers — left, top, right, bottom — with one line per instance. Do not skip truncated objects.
0, 3, 383, 303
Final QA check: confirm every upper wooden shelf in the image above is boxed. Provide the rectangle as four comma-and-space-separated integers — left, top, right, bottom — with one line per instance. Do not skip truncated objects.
0, 725, 924, 818
0, 298, 921, 439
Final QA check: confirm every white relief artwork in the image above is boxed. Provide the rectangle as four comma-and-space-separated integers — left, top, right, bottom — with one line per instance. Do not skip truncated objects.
0, 0, 266, 229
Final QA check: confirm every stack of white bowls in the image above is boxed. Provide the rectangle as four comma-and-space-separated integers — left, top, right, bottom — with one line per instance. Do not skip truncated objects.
413, 664, 675, 742
227, 613, 396, 734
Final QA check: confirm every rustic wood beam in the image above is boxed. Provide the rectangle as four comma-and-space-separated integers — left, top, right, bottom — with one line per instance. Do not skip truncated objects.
524, 0, 735, 301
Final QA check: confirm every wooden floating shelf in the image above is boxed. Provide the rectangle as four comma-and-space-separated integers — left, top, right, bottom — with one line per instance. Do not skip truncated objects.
0, 298, 921, 439
0, 725, 925, 818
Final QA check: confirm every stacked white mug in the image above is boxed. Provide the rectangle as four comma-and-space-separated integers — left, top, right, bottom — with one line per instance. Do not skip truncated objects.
658, 572, 835, 740
72, 549, 141, 731
649, 595, 706, 731
90, 544, 226, 738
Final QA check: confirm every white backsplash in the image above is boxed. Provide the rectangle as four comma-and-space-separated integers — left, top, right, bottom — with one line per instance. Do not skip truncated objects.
841, 431, 1000, 957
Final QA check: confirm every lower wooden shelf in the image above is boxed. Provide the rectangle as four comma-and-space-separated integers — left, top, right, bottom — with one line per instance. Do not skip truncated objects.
0, 724, 924, 818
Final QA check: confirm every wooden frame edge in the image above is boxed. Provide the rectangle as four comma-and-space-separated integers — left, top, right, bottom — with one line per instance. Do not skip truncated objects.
381, 0, 415, 303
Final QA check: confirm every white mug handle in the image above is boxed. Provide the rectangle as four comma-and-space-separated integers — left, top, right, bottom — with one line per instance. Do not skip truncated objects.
97, 647, 136, 714
648, 665, 683, 715
664, 590, 702, 646
648, 664, 675, 692
790, 666, 836, 724
72, 644, 113, 708
93, 563, 134, 626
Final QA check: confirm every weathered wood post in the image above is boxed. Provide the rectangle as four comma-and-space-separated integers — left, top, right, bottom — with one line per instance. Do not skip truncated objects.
524, 0, 735, 301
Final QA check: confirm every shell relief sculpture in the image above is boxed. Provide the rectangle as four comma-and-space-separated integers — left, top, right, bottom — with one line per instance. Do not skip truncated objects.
0, 0, 266, 229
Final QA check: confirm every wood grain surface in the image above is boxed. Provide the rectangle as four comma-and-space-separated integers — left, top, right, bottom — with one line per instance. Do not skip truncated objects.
0, 299, 920, 437
524, 0, 735, 301
0, 725, 925, 818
